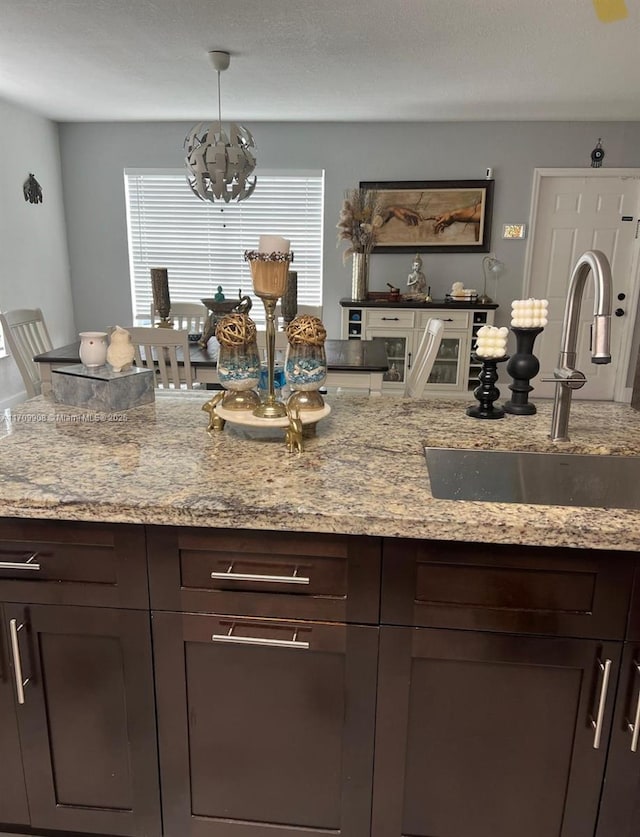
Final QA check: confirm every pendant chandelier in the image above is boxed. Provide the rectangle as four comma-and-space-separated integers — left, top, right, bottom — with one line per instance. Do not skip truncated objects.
184, 51, 257, 203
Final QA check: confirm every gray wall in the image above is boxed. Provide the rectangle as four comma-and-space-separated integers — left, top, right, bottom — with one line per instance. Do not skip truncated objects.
0, 98, 75, 406
59, 120, 640, 340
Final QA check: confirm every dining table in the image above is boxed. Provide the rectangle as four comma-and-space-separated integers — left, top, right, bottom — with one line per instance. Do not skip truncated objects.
34, 338, 389, 396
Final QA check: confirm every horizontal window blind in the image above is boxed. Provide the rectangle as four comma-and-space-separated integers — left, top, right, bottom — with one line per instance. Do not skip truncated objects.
125, 169, 324, 327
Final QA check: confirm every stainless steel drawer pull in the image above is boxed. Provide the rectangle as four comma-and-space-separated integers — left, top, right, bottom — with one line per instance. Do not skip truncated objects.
9, 619, 30, 705
211, 565, 310, 585
0, 553, 41, 572
591, 657, 612, 749
627, 661, 640, 752
212, 625, 309, 650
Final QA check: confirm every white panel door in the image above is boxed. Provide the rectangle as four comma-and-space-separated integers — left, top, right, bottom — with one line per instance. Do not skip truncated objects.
528, 175, 639, 399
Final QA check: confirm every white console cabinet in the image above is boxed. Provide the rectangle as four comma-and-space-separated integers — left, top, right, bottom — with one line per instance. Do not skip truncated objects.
340, 300, 497, 396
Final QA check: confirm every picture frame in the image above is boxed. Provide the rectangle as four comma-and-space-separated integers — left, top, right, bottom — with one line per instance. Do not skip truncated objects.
359, 179, 494, 253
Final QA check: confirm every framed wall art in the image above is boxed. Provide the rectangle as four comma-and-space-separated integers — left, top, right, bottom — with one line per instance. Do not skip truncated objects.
359, 179, 494, 253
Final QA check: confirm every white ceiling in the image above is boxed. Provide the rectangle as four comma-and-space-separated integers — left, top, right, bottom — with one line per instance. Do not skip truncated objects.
1, 0, 638, 123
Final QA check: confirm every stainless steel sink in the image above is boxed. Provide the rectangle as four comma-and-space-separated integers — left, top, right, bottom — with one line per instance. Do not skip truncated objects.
424, 447, 640, 509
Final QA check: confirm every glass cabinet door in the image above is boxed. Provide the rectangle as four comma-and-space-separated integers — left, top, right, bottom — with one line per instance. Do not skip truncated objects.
365, 329, 413, 388
427, 335, 466, 388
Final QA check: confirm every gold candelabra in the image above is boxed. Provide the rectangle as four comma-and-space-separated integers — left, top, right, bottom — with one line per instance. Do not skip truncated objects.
244, 249, 294, 419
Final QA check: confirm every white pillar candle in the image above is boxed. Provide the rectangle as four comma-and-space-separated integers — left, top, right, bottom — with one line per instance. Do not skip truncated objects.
511, 298, 548, 328
475, 325, 509, 358
258, 235, 290, 254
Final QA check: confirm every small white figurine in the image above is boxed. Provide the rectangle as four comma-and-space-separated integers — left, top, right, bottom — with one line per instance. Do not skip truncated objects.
106, 326, 135, 372
406, 253, 427, 297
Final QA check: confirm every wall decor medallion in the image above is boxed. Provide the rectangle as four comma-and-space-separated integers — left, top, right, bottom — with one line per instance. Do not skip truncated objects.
359, 179, 494, 253
23, 173, 43, 204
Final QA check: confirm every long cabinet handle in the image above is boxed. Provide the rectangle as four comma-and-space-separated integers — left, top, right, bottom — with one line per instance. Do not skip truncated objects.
591, 657, 612, 749
9, 619, 30, 705
0, 553, 41, 572
627, 661, 640, 752
210, 567, 310, 585
212, 625, 309, 650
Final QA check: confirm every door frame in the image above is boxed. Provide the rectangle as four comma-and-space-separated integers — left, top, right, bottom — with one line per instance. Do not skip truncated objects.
524, 168, 640, 402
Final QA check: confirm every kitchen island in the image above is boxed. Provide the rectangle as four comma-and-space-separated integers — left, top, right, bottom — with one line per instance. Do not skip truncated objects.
1, 391, 640, 550
1, 392, 639, 837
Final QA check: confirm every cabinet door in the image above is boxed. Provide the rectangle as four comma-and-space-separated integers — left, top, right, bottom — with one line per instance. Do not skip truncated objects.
426, 332, 469, 391
7, 603, 161, 837
596, 642, 640, 836
364, 328, 413, 388
154, 611, 378, 837
373, 626, 620, 837
0, 605, 29, 826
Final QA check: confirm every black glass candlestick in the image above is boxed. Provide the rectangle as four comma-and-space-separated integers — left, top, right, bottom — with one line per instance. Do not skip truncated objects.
466, 354, 509, 419
503, 326, 544, 415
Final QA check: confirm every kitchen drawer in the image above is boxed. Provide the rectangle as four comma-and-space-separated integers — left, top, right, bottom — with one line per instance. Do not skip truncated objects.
148, 526, 381, 623
417, 310, 470, 330
382, 538, 633, 639
0, 518, 148, 608
366, 310, 415, 328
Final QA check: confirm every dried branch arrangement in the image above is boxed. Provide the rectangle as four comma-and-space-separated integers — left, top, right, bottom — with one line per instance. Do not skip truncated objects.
336, 187, 383, 262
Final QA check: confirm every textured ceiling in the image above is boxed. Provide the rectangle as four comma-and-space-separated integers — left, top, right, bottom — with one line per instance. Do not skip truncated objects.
0, 0, 637, 122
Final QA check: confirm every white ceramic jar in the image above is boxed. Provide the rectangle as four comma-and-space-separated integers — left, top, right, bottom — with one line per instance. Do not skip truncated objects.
79, 332, 108, 367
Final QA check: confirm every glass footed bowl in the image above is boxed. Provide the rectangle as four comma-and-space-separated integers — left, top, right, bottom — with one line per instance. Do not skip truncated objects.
285, 343, 327, 391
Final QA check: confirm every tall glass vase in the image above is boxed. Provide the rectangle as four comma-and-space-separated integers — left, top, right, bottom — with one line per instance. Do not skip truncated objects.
351, 252, 369, 302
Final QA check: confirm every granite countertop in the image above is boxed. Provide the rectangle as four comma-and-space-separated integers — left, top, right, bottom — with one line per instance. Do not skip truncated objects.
1, 392, 640, 551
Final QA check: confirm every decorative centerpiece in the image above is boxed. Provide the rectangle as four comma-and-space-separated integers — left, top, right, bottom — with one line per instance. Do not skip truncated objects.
336, 187, 382, 302
106, 326, 135, 373
285, 315, 328, 411
79, 331, 108, 368
150, 267, 172, 328
244, 235, 294, 418
281, 270, 298, 324
504, 298, 549, 415
215, 313, 261, 410
199, 290, 252, 346
466, 326, 510, 419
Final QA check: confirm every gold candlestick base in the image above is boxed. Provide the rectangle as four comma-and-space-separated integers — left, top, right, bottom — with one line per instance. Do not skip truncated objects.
253, 293, 287, 419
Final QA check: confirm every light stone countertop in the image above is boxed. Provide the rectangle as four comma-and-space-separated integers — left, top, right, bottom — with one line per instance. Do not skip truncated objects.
1, 392, 640, 552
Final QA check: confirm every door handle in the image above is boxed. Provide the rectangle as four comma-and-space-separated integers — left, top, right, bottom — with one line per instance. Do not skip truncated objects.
210, 565, 310, 585
0, 553, 41, 572
212, 624, 309, 650
9, 618, 30, 705
591, 657, 612, 749
627, 661, 640, 752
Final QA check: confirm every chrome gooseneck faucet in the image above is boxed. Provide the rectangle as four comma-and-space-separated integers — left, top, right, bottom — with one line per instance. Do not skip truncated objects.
549, 250, 613, 442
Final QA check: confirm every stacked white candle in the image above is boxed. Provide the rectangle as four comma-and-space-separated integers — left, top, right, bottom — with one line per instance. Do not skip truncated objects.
475, 325, 509, 358
511, 298, 548, 328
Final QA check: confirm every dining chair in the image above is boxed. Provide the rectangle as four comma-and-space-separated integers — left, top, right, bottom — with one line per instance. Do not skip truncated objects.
127, 327, 196, 389
0, 307, 53, 398
404, 318, 444, 398
150, 302, 208, 333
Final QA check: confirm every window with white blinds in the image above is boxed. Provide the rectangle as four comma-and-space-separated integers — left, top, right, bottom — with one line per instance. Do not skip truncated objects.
124, 169, 324, 327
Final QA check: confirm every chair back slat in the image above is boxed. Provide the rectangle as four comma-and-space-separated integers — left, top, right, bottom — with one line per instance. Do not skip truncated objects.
405, 318, 445, 398
0, 308, 53, 398
150, 302, 208, 333
127, 327, 194, 390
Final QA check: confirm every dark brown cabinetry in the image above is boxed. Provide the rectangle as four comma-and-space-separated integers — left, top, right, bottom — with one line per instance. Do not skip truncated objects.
375, 538, 635, 837
373, 626, 620, 837
596, 568, 640, 837
150, 527, 381, 837
0, 607, 29, 827
0, 519, 160, 837
3, 517, 640, 837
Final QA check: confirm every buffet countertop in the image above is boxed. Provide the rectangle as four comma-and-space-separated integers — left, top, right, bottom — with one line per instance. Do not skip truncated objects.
1, 392, 640, 551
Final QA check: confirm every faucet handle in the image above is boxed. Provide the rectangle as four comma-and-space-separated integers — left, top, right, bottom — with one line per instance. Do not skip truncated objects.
540, 368, 587, 389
